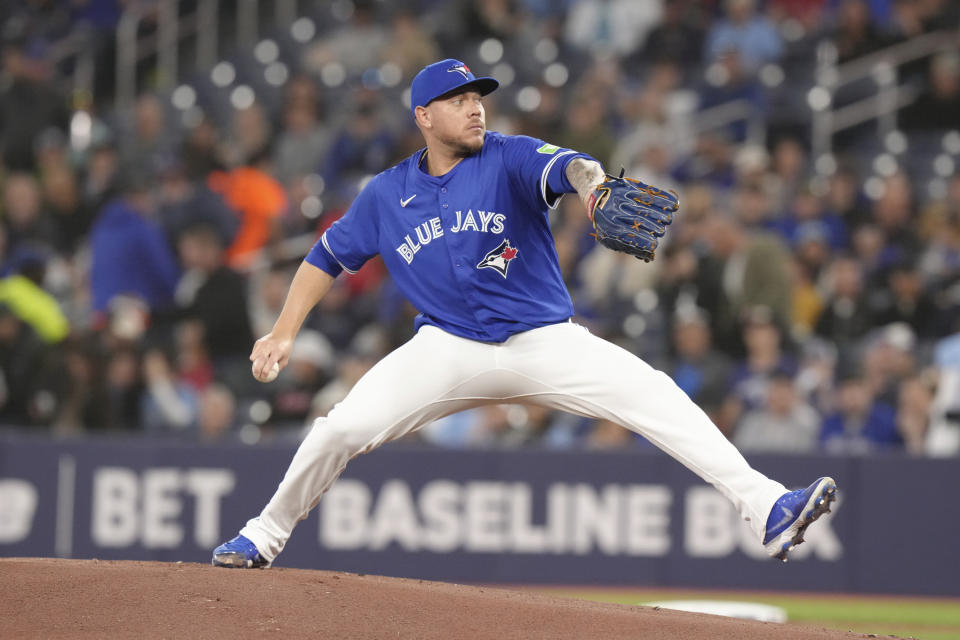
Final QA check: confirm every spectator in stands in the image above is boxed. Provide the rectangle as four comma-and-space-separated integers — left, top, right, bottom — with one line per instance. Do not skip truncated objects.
2, 172, 57, 253
734, 371, 820, 453
731, 184, 775, 229
705, 0, 784, 73
88, 171, 180, 318
790, 253, 824, 339
197, 383, 238, 441
861, 322, 918, 404
576, 246, 663, 345
141, 346, 198, 435
694, 215, 793, 354
793, 221, 834, 282
638, 0, 705, 69
820, 373, 900, 454
80, 135, 121, 219
269, 330, 333, 430
558, 95, 616, 167
0, 247, 68, 344
564, 0, 663, 58
925, 328, 960, 456
249, 264, 296, 338
671, 131, 737, 190
42, 160, 88, 254
921, 0, 960, 31
696, 49, 767, 142
208, 146, 288, 270
664, 306, 734, 425
611, 62, 695, 182
306, 275, 375, 350
770, 185, 848, 250
768, 137, 810, 215
729, 305, 798, 412
656, 242, 703, 329
302, 0, 387, 77
514, 82, 565, 144
119, 94, 175, 180
887, 0, 956, 44
824, 167, 871, 231
896, 374, 936, 455
321, 91, 396, 204
870, 171, 920, 261
815, 254, 874, 366
918, 173, 960, 285
795, 337, 838, 411
156, 153, 239, 251
380, 10, 441, 79
0, 37, 69, 172
901, 51, 960, 131
0, 302, 56, 426
850, 223, 893, 290
769, 0, 829, 31
552, 195, 595, 286
309, 343, 378, 422
459, 0, 523, 43
495, 404, 562, 448
270, 86, 332, 189
586, 418, 645, 449
180, 115, 225, 182
52, 335, 108, 433
175, 223, 255, 391
871, 260, 943, 339
102, 345, 143, 431
219, 102, 273, 171
831, 0, 891, 63
174, 320, 214, 392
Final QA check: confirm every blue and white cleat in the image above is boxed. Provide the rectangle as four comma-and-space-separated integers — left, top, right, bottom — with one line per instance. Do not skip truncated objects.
212, 535, 269, 568
763, 477, 837, 562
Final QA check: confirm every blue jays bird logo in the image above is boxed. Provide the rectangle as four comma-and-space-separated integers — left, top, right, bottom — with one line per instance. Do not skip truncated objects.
448, 63, 471, 79
477, 239, 519, 278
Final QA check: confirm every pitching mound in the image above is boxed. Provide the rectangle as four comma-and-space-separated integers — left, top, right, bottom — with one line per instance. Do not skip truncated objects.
3, 558, 876, 639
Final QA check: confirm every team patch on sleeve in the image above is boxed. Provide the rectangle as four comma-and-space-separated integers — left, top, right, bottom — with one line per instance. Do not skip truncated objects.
536, 143, 560, 155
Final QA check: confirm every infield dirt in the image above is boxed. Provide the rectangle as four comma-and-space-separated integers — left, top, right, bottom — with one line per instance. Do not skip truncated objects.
1, 558, 898, 639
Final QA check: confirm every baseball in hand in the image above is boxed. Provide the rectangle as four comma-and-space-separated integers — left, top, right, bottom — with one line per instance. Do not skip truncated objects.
253, 361, 280, 383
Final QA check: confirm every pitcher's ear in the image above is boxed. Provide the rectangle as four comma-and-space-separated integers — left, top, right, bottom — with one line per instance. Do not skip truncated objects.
414, 105, 431, 129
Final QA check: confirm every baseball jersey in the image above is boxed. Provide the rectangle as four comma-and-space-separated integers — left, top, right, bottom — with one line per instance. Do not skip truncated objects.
306, 131, 593, 343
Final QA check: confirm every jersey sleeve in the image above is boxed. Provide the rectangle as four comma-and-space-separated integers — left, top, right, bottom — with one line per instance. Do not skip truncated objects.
498, 134, 595, 210
305, 180, 381, 277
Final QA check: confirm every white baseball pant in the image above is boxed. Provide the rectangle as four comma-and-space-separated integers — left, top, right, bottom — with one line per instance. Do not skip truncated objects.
240, 322, 786, 561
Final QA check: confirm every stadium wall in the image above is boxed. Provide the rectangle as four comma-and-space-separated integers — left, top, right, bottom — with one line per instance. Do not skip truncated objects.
0, 433, 953, 596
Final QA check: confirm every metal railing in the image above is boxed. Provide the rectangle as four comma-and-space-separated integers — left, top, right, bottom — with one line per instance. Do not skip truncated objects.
114, 0, 299, 113
116, 0, 218, 111
811, 28, 960, 160
694, 98, 767, 148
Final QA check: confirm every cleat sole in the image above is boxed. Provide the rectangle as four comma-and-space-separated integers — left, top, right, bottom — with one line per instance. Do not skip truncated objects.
212, 552, 267, 569
766, 478, 838, 562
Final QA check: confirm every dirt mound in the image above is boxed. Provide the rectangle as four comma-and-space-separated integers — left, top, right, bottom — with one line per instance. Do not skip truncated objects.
2, 558, 876, 639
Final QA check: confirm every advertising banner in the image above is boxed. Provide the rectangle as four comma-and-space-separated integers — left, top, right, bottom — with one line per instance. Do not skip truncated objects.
1, 433, 954, 595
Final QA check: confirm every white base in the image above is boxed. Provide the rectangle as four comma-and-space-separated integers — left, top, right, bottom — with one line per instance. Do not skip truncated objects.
643, 600, 788, 623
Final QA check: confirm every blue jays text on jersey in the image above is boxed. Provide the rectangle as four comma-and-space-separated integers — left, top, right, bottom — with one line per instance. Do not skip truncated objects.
305, 132, 593, 343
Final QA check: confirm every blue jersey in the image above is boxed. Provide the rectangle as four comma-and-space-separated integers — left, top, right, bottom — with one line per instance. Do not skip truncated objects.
306, 131, 592, 343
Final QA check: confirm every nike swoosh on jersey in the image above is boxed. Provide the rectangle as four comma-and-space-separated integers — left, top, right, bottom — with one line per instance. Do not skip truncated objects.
400, 194, 417, 207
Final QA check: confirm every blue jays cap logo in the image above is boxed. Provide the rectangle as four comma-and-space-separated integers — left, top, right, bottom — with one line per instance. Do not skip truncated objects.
477, 239, 519, 278
448, 63, 471, 79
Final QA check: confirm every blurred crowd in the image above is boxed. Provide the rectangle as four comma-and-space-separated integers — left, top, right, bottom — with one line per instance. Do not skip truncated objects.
0, 0, 958, 457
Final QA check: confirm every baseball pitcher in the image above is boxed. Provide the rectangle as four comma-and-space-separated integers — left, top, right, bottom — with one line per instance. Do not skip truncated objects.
213, 59, 836, 569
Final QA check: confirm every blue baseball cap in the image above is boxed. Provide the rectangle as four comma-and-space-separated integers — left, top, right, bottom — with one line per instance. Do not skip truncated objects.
410, 58, 499, 117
